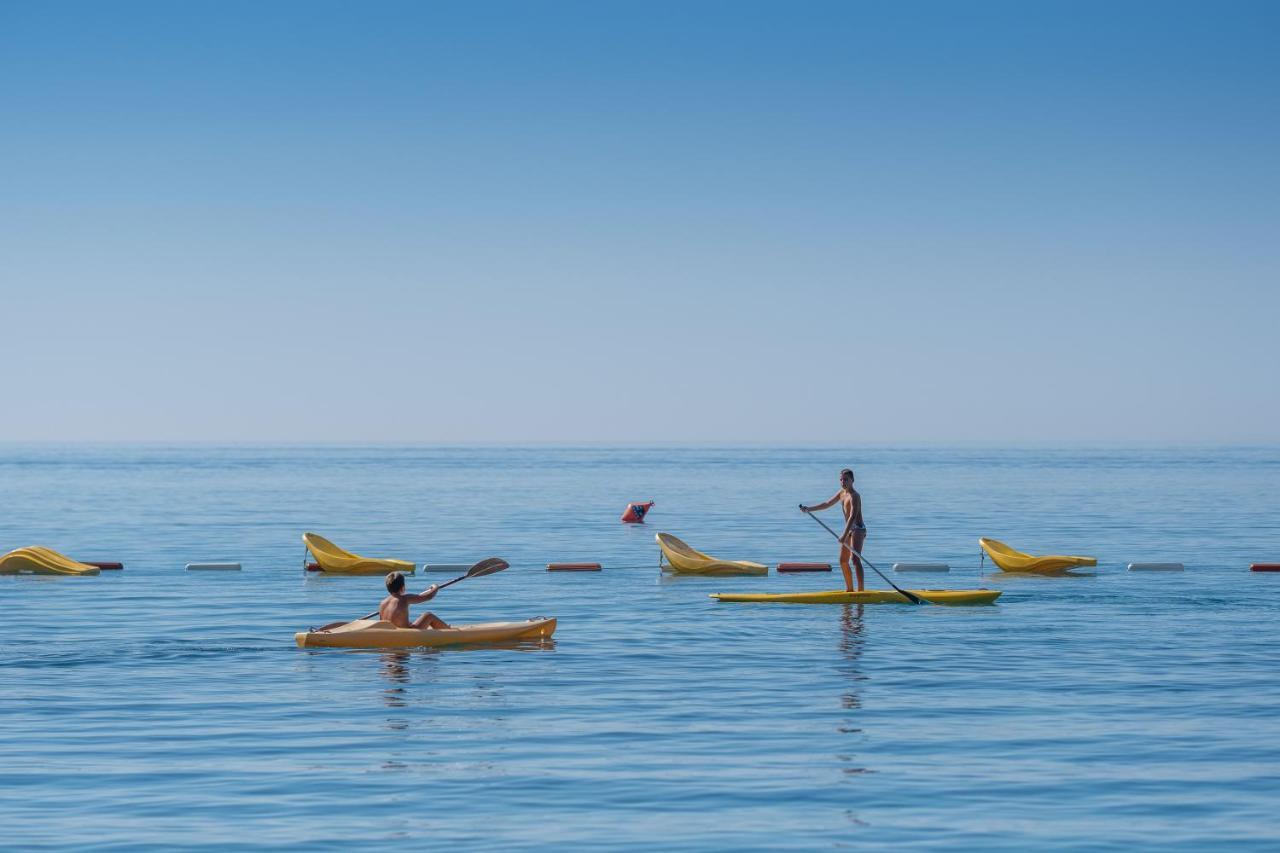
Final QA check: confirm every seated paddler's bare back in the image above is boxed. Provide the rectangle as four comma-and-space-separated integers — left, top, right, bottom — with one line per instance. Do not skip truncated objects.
379, 594, 412, 627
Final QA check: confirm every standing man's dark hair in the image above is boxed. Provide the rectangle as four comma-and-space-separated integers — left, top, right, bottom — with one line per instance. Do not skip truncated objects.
840, 468, 854, 480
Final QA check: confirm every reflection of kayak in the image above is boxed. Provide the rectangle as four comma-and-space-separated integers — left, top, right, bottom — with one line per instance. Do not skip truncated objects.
302, 532, 415, 576
0, 546, 100, 576
656, 533, 767, 576
710, 589, 1001, 605
295, 618, 556, 649
979, 538, 1095, 575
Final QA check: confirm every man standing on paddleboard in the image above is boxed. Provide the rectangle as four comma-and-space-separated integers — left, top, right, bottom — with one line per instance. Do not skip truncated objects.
800, 468, 865, 591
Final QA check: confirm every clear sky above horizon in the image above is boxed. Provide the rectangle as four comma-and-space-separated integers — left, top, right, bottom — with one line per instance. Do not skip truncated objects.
2, 1, 1277, 442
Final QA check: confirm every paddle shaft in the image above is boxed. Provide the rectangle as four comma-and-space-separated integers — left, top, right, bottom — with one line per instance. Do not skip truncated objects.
800, 505, 927, 605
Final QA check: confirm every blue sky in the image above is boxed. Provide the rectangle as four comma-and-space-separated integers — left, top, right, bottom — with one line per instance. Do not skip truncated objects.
2, 1, 1277, 442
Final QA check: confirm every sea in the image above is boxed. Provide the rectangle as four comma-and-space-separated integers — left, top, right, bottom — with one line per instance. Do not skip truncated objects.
2, 444, 1277, 850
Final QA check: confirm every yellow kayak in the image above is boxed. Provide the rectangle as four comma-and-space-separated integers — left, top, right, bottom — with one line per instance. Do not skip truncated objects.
295, 618, 556, 649
302, 532, 415, 576
979, 537, 1096, 575
0, 546, 101, 576
710, 589, 1002, 605
656, 533, 767, 576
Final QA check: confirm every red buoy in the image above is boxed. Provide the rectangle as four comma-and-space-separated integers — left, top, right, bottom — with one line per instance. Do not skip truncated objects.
306, 562, 322, 572
777, 562, 833, 573
621, 501, 654, 523
85, 561, 124, 570
547, 563, 603, 572
1251, 563, 1280, 572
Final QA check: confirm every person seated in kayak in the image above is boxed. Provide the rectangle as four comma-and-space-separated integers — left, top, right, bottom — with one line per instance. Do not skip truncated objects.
800, 468, 866, 592
380, 572, 450, 629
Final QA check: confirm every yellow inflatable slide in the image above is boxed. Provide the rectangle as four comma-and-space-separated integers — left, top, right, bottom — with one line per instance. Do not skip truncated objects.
0, 546, 101, 576
656, 533, 767, 576
979, 537, 1096, 575
303, 532, 415, 576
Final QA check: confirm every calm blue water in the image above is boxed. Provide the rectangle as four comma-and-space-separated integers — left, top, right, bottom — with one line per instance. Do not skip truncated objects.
2, 445, 1278, 850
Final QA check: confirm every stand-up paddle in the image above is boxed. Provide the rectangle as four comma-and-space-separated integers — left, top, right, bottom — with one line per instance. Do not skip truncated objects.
800, 506, 927, 605
311, 557, 510, 632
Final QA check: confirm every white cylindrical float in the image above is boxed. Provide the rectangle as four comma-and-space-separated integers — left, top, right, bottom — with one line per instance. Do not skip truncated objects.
186, 562, 242, 571
423, 564, 471, 573
1127, 562, 1184, 572
893, 563, 950, 573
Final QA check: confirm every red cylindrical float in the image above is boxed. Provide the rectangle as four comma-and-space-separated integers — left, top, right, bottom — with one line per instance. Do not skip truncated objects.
621, 501, 654, 523
777, 562, 833, 573
1250, 563, 1280, 572
85, 561, 124, 570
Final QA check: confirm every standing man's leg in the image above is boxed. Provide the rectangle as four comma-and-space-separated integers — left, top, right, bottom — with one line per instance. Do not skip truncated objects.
839, 537, 855, 592
851, 531, 866, 591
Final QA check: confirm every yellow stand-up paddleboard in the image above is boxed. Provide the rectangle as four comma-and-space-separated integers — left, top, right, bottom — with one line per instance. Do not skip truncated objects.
0, 546, 101, 576
295, 618, 557, 649
979, 538, 1096, 575
656, 533, 767, 576
710, 589, 1001, 605
302, 532, 415, 576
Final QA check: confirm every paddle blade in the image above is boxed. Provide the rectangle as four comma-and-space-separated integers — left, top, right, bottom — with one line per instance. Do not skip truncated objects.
466, 557, 509, 578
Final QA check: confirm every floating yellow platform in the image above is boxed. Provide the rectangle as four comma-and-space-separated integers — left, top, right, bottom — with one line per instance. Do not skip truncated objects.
0, 546, 101, 576
302, 532, 415, 576
979, 537, 1096, 575
656, 533, 767, 576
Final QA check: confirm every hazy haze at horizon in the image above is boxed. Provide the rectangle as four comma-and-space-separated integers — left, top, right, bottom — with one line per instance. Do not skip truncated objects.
3, 1, 1277, 442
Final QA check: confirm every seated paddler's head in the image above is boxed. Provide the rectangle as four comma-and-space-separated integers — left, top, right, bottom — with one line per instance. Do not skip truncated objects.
385, 572, 406, 595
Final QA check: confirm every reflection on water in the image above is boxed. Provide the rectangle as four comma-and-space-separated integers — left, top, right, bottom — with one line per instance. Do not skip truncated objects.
837, 604, 866, 711
380, 651, 413, 708
988, 571, 1098, 581
836, 605, 872, 783
376, 641, 556, 710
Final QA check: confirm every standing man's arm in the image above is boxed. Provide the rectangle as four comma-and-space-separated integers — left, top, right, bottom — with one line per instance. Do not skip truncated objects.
801, 493, 842, 513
